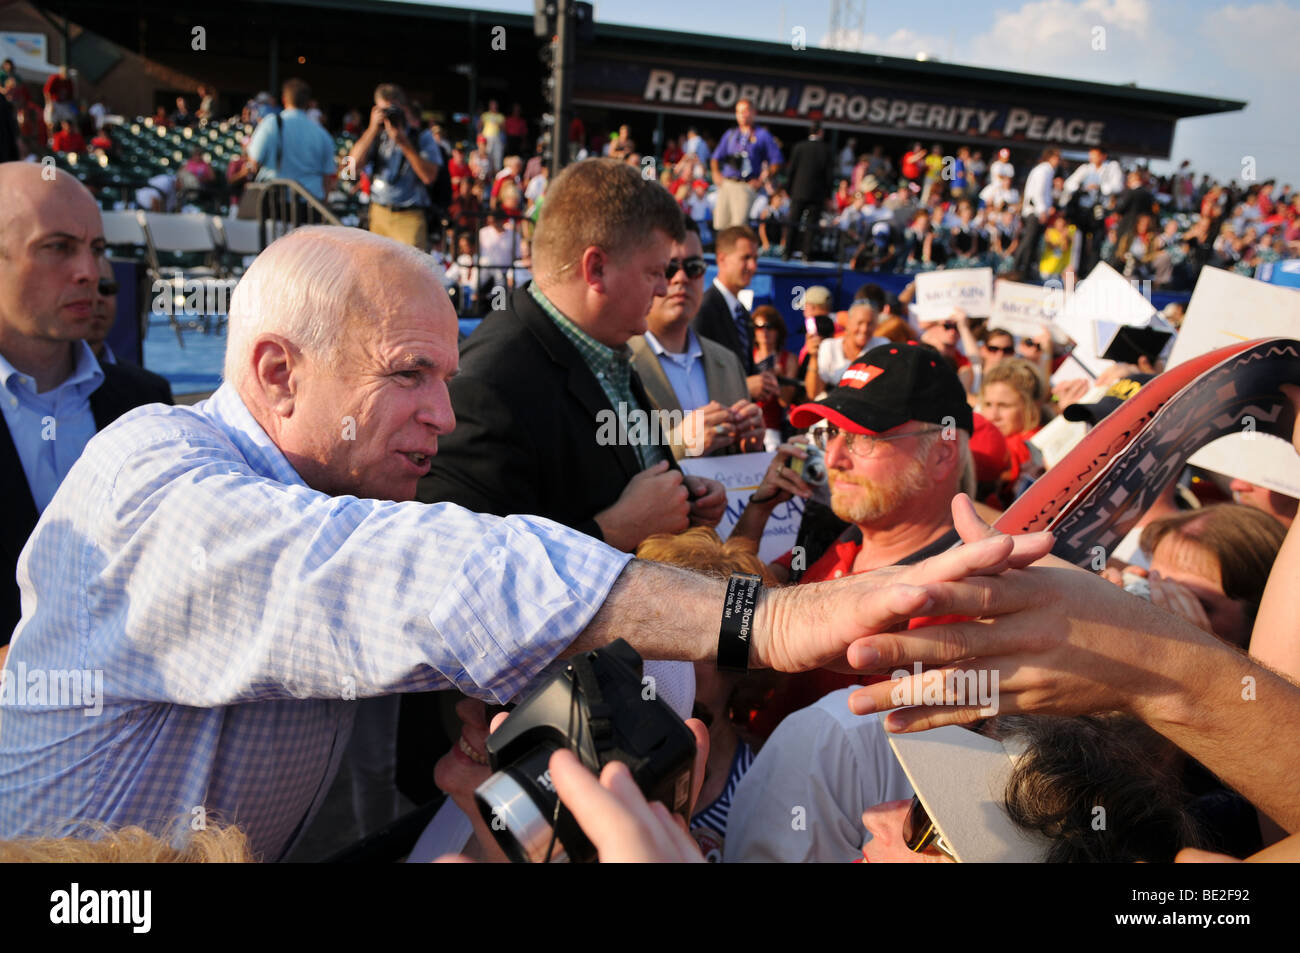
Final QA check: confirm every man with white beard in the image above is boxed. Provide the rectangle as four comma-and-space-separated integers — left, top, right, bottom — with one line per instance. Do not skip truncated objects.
731, 342, 974, 584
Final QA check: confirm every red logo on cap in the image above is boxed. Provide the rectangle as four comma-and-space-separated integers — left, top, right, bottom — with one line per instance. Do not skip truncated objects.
840, 364, 884, 389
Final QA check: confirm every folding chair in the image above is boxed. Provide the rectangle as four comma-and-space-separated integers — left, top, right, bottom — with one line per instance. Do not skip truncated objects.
141, 212, 230, 342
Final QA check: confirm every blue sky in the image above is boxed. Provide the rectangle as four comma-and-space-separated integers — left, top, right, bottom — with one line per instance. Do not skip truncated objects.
408, 0, 1299, 186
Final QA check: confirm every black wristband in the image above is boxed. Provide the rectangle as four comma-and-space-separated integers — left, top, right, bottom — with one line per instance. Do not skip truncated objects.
718, 573, 761, 674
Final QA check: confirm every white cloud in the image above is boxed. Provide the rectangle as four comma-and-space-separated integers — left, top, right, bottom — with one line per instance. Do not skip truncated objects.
1200, 2, 1300, 75
966, 0, 1168, 79
819, 27, 950, 59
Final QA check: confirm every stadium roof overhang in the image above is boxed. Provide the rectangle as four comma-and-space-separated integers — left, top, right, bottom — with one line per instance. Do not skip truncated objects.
32, 0, 1245, 159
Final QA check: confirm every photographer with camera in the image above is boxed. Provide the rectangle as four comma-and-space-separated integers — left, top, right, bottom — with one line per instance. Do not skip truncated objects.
710, 99, 782, 232
348, 83, 444, 250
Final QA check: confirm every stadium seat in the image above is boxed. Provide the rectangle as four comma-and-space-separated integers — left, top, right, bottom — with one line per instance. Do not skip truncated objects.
213, 216, 265, 260
141, 212, 222, 276
101, 209, 150, 258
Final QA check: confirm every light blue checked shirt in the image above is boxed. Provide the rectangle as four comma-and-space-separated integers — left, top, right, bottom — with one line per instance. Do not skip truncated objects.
0, 383, 631, 860
0, 340, 104, 513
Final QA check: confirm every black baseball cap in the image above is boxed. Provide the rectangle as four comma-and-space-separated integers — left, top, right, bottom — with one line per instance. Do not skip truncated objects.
790, 342, 974, 435
1061, 374, 1154, 425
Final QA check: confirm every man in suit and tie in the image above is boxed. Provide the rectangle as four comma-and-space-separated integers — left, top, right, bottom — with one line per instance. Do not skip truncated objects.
629, 217, 764, 461
692, 225, 778, 405
419, 158, 726, 553
0, 163, 173, 653
86, 256, 174, 402
782, 120, 834, 262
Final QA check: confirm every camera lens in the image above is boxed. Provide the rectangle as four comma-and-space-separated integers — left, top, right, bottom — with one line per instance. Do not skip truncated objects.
804, 459, 826, 485
474, 743, 569, 863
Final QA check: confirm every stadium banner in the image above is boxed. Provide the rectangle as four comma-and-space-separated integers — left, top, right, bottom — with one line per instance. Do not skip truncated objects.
680, 451, 804, 563
573, 55, 1177, 156
1168, 267, 1300, 499
914, 267, 992, 321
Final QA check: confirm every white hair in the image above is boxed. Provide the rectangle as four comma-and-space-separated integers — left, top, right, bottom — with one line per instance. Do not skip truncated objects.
223, 225, 439, 387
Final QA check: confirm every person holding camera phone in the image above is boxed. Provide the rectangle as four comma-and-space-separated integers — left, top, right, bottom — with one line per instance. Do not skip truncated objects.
348, 83, 443, 250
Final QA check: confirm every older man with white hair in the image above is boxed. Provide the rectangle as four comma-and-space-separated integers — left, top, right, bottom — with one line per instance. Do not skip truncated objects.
0, 224, 1050, 860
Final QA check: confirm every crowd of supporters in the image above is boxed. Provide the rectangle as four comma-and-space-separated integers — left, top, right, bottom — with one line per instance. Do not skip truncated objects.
3, 61, 1300, 868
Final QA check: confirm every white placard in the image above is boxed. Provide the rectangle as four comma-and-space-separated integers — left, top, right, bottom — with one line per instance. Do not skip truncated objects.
1051, 262, 1157, 379
914, 267, 993, 320
990, 281, 1052, 338
680, 451, 805, 563
1166, 266, 1300, 499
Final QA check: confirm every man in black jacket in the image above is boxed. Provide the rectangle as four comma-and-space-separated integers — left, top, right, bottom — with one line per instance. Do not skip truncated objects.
782, 121, 834, 262
86, 256, 174, 401
418, 159, 726, 552
691, 225, 778, 403
0, 163, 172, 648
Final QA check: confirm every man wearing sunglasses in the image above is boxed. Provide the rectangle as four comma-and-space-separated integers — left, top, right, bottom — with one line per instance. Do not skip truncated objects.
85, 257, 174, 407
629, 217, 764, 459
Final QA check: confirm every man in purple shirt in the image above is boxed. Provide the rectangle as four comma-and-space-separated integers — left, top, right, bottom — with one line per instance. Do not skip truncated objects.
710, 99, 783, 232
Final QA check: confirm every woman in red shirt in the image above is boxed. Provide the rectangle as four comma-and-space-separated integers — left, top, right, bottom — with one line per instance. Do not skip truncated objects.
834, 178, 852, 213
51, 120, 85, 154
750, 305, 799, 435
979, 357, 1048, 494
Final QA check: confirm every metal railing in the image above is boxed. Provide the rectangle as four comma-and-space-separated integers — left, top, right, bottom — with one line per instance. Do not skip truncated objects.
240, 178, 344, 250
433, 207, 533, 317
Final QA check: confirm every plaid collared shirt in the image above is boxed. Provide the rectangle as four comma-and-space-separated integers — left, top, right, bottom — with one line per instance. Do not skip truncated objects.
0, 383, 630, 860
528, 284, 667, 469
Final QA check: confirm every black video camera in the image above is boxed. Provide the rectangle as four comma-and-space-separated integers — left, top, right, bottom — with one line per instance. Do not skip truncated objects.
473, 639, 696, 863
381, 104, 406, 127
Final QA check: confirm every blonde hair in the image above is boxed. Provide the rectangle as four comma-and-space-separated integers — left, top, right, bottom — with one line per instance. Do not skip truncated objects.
874, 316, 914, 344
982, 357, 1047, 431
636, 527, 780, 586
0, 823, 255, 862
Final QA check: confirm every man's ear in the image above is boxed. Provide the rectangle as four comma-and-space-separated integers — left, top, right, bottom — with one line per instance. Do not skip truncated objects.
250, 334, 301, 418
580, 245, 606, 294
932, 431, 961, 479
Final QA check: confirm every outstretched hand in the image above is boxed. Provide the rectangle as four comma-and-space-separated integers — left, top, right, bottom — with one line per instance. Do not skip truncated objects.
841, 496, 1221, 732
753, 495, 1054, 673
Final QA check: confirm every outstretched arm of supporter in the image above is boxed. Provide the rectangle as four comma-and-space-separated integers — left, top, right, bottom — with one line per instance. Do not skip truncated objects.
569, 520, 1053, 673
954, 309, 980, 367
1247, 383, 1300, 682
844, 496, 1300, 833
